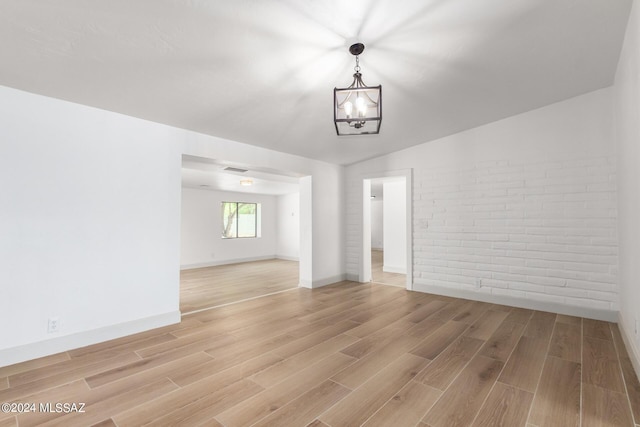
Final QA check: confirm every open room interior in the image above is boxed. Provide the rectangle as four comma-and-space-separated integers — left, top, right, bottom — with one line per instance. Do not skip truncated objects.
179, 156, 301, 313
1, 1, 639, 426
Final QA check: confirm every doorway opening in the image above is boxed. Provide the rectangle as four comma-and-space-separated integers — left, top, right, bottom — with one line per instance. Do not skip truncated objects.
361, 171, 412, 290
179, 155, 305, 314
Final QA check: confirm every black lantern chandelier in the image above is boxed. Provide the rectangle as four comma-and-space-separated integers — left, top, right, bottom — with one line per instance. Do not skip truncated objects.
334, 43, 382, 136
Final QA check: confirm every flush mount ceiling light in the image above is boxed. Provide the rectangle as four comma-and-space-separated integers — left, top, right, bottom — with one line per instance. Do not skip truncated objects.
240, 179, 253, 186
334, 43, 382, 136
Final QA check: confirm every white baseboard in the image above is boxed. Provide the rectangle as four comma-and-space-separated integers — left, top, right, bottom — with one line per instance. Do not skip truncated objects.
299, 279, 312, 289
383, 265, 406, 274
346, 273, 360, 282
618, 313, 640, 381
412, 283, 617, 322
276, 255, 300, 262
180, 255, 277, 270
300, 274, 348, 289
311, 274, 348, 289
0, 311, 180, 368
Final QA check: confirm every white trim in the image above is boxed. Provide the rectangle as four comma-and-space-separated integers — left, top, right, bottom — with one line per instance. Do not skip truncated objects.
618, 312, 640, 381
299, 279, 312, 289
180, 255, 277, 270
383, 265, 406, 274
310, 274, 348, 289
405, 170, 413, 291
346, 273, 360, 282
412, 283, 617, 322
276, 255, 300, 262
361, 179, 373, 283
0, 311, 180, 368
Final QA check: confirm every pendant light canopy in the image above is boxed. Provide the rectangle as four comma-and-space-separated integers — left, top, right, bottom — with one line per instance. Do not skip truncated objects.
334, 43, 382, 136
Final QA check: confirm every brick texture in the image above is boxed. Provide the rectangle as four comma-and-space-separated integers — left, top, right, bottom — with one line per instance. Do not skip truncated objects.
346, 156, 618, 310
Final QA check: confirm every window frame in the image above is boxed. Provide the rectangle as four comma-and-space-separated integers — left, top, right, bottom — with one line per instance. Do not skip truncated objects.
221, 201, 258, 239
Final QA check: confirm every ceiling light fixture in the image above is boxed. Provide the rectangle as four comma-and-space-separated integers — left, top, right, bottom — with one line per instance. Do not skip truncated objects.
240, 179, 253, 186
334, 43, 382, 136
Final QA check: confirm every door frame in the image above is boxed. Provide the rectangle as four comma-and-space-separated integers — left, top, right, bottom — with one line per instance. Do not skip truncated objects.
360, 169, 413, 290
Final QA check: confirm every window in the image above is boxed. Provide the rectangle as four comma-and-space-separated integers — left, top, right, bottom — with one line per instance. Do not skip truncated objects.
221, 202, 258, 238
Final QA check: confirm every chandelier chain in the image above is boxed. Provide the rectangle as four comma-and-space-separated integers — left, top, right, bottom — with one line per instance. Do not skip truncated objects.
354, 55, 361, 73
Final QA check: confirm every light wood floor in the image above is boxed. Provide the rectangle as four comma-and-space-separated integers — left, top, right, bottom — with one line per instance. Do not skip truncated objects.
371, 249, 406, 288
180, 258, 299, 313
1, 282, 639, 427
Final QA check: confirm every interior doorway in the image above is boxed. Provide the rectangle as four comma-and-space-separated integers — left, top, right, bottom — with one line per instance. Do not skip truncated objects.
179, 155, 305, 314
361, 171, 412, 290
370, 248, 406, 287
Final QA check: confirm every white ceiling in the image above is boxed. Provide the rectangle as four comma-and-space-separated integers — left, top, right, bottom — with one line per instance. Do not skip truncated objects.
0, 1, 631, 165
182, 157, 300, 196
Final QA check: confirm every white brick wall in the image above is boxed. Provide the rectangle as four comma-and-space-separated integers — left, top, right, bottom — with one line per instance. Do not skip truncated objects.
345, 89, 619, 314
346, 156, 618, 311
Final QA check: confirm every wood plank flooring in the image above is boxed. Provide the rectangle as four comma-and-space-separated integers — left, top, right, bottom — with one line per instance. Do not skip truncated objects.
180, 251, 399, 315
180, 258, 299, 313
1, 282, 639, 426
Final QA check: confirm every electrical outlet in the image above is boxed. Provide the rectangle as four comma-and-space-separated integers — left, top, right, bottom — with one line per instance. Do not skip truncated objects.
475, 278, 482, 289
47, 317, 60, 334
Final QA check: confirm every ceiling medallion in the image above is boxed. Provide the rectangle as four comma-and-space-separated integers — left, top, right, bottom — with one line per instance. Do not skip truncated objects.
334, 43, 382, 136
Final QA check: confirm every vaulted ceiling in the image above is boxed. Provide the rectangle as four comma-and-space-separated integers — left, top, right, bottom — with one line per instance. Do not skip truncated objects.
0, 0, 632, 165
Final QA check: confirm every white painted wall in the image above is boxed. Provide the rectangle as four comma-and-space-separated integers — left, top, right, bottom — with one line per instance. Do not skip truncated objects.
371, 200, 383, 250
180, 188, 277, 268
614, 0, 640, 372
382, 180, 407, 273
276, 192, 300, 261
346, 88, 619, 320
0, 86, 183, 366
0, 85, 344, 367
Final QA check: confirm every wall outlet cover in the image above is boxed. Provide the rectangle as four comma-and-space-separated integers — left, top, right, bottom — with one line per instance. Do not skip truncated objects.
47, 317, 60, 334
